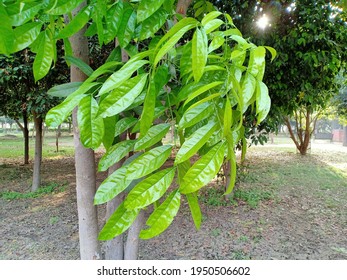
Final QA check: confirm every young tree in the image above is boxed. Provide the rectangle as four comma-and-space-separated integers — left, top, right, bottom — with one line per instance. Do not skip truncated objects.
1, 0, 273, 259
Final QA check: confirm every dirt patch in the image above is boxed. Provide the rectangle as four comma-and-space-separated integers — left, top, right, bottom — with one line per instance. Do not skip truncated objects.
1, 144, 346, 260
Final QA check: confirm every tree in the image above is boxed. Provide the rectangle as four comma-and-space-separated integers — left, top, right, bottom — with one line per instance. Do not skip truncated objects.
252, 0, 347, 154
1, 0, 273, 259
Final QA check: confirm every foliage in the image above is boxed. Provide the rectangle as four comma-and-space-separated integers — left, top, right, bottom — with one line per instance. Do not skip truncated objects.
0, 1, 274, 240
330, 69, 347, 124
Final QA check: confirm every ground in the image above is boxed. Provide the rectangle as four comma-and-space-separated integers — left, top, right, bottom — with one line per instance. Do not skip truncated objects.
0, 136, 346, 260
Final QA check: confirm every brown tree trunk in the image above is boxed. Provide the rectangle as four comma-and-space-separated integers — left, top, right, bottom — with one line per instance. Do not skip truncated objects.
31, 111, 42, 192
23, 111, 29, 164
70, 2, 101, 260
56, 124, 61, 152
124, 210, 145, 260
176, 0, 193, 17
343, 126, 347, 147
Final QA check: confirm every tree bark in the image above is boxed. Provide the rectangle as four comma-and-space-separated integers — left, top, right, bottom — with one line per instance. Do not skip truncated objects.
124, 210, 145, 260
23, 111, 29, 165
70, 2, 101, 260
176, 0, 193, 17
56, 124, 61, 152
31, 111, 43, 192
343, 126, 347, 147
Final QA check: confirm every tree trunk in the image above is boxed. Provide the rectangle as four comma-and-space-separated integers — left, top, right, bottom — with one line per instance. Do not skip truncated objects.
343, 126, 347, 147
31, 111, 42, 192
70, 2, 101, 260
56, 124, 61, 152
176, 0, 193, 17
23, 111, 29, 164
124, 210, 145, 260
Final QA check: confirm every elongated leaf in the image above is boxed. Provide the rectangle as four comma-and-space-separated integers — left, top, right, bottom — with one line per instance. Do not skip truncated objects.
8, 2, 42, 26
126, 145, 172, 180
241, 73, 256, 111
256, 81, 271, 124
248, 46, 266, 78
78, 95, 104, 149
114, 117, 138, 137
225, 137, 237, 195
265, 46, 277, 62
208, 35, 225, 53
102, 116, 117, 150
99, 60, 148, 95
175, 121, 218, 165
47, 0, 84, 15
192, 28, 208, 82
139, 190, 180, 239
178, 102, 213, 130
118, 7, 136, 48
137, 0, 165, 22
33, 30, 54, 81
57, 5, 91, 39
94, 166, 131, 205
47, 82, 83, 98
138, 8, 168, 40
139, 79, 156, 136
13, 22, 42, 52
98, 74, 148, 117
186, 92, 222, 112
230, 35, 251, 49
154, 18, 198, 66
135, 123, 170, 151
176, 81, 207, 103
201, 11, 222, 26
125, 167, 175, 210
98, 140, 135, 172
180, 141, 226, 194
204, 19, 223, 34
99, 201, 140, 240
186, 192, 202, 230
85, 61, 122, 83
180, 42, 192, 78
223, 98, 232, 137
65, 55, 94, 77
104, 2, 123, 43
46, 82, 100, 128
0, 4, 14, 55
184, 81, 223, 107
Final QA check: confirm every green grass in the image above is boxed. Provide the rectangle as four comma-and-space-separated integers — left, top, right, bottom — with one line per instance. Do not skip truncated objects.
0, 135, 75, 159
0, 182, 67, 200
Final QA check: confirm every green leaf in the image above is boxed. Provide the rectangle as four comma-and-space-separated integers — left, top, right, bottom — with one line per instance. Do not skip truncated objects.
114, 117, 138, 137
98, 140, 135, 172
192, 28, 208, 82
139, 80, 156, 136
201, 11, 222, 26
85, 61, 122, 83
248, 46, 266, 78
225, 135, 237, 195
265, 46, 277, 62
47, 0, 85, 15
118, 7, 136, 48
65, 55, 94, 77
178, 102, 213, 130
13, 22, 42, 52
223, 98, 232, 137
98, 74, 148, 117
99, 60, 148, 95
125, 167, 175, 210
126, 145, 172, 180
46, 82, 100, 128
230, 35, 251, 49
175, 121, 218, 165
47, 82, 83, 98
137, 0, 165, 23
0, 4, 14, 55
135, 123, 170, 151
94, 166, 131, 205
186, 192, 202, 230
256, 81, 271, 124
183, 81, 223, 107
204, 19, 223, 34
139, 190, 180, 239
56, 5, 91, 39
208, 35, 225, 53
186, 92, 222, 112
102, 116, 117, 150
99, 201, 140, 240
8, 2, 42, 26
33, 30, 54, 81
154, 17, 198, 66
180, 141, 226, 194
104, 2, 123, 44
78, 95, 104, 149
138, 8, 168, 41
241, 72, 256, 111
